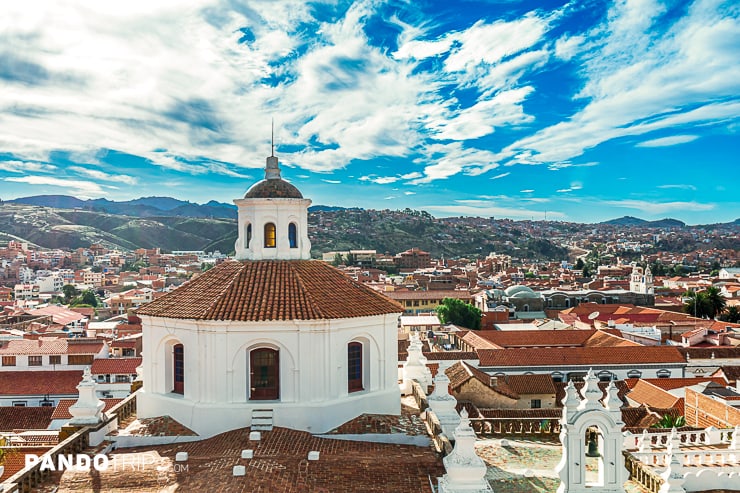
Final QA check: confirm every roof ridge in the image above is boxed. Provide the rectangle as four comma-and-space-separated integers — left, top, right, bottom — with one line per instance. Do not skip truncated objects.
290, 261, 323, 319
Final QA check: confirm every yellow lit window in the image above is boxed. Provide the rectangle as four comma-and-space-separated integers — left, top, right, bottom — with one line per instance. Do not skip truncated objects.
264, 223, 276, 248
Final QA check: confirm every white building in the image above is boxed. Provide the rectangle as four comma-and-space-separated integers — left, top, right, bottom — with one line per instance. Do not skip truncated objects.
629, 265, 654, 295
137, 150, 404, 438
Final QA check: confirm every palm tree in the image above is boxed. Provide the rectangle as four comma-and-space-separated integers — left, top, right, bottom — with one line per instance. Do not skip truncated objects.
704, 286, 726, 319
651, 414, 685, 429
683, 291, 710, 318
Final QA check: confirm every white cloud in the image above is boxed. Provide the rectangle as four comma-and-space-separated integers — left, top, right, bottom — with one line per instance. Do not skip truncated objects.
1, 0, 734, 196
359, 171, 422, 185
503, 0, 740, 165
404, 191, 416, 195
5, 175, 105, 197
321, 179, 341, 184
636, 135, 699, 147
657, 184, 697, 191
490, 172, 510, 180
556, 183, 583, 193
69, 166, 138, 185
520, 189, 534, 193
0, 160, 57, 173
444, 15, 548, 73
554, 35, 584, 61
425, 203, 564, 219
604, 199, 714, 214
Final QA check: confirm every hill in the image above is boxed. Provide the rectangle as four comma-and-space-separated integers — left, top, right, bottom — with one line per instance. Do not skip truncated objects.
601, 216, 686, 228
0, 203, 569, 259
0, 205, 235, 252
8, 195, 237, 219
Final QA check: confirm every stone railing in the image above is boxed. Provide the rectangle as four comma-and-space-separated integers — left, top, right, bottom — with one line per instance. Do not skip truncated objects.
623, 426, 734, 450
105, 391, 137, 423
2, 425, 90, 492
468, 417, 561, 436
631, 449, 740, 468
411, 380, 429, 412
1, 391, 138, 492
624, 451, 664, 493
423, 409, 452, 456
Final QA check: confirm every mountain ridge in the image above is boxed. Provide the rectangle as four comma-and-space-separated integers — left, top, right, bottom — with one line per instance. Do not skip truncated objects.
5, 196, 738, 227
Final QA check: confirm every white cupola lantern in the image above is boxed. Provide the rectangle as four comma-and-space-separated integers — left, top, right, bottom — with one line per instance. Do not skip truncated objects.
234, 150, 311, 261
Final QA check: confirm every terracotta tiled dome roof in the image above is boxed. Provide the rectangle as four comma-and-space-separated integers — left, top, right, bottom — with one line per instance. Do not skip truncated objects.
137, 260, 403, 321
244, 179, 303, 199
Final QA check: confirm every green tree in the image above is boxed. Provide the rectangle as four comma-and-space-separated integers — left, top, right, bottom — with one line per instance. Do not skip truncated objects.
436, 298, 482, 330
62, 284, 79, 304
71, 289, 98, 307
704, 286, 726, 319
574, 258, 584, 270
651, 414, 685, 429
332, 253, 344, 266
683, 291, 711, 318
720, 306, 739, 323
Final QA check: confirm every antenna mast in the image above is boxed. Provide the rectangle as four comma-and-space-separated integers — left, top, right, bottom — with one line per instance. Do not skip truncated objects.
271, 118, 274, 157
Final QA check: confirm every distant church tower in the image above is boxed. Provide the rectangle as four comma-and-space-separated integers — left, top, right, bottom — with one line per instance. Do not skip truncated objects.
233, 150, 311, 260
629, 265, 653, 295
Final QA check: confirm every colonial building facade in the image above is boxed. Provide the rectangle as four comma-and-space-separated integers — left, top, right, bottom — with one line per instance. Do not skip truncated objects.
137, 151, 403, 437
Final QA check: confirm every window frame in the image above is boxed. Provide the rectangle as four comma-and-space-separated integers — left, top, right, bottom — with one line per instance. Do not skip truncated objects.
245, 223, 252, 248
288, 223, 298, 249
348, 342, 364, 393
173, 343, 184, 394
264, 223, 277, 248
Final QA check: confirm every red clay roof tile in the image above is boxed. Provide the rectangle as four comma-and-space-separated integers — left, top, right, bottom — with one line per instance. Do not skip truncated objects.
90, 357, 142, 375
0, 370, 82, 396
0, 406, 54, 431
478, 346, 686, 367
51, 398, 123, 420
137, 260, 403, 321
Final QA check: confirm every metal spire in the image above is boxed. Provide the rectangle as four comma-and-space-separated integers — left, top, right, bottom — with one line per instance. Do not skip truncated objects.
271, 118, 274, 157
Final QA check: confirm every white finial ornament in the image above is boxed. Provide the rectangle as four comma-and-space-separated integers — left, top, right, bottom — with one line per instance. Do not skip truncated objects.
68, 366, 105, 425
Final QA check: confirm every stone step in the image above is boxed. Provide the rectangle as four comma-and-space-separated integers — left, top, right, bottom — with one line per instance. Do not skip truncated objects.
251, 409, 273, 431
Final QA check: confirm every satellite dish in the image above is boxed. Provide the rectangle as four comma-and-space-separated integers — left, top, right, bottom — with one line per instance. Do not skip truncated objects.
588, 312, 600, 320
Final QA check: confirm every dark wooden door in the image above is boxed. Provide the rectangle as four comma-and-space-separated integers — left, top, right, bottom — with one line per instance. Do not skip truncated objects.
250, 348, 279, 400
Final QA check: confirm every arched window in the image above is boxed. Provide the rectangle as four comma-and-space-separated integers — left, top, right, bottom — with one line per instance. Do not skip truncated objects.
288, 223, 298, 248
250, 348, 279, 400
264, 223, 276, 248
173, 344, 184, 394
656, 369, 671, 378
597, 370, 614, 382
348, 342, 363, 392
627, 370, 642, 379
551, 371, 564, 383
245, 223, 252, 248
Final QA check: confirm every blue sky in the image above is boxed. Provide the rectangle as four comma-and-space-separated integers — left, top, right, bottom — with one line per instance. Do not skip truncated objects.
1, 0, 738, 224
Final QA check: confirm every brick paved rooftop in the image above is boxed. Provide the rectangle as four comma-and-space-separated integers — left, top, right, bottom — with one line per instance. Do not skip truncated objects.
43, 426, 444, 492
